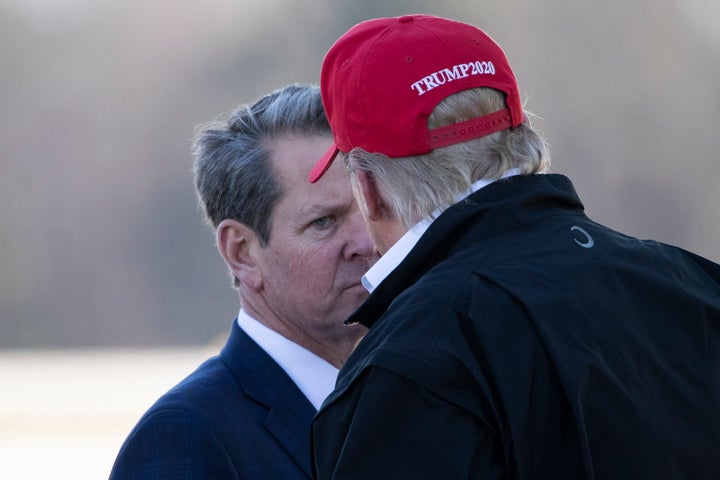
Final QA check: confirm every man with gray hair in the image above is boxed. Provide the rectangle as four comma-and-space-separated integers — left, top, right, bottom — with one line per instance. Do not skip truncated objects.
308, 15, 720, 479
110, 84, 376, 479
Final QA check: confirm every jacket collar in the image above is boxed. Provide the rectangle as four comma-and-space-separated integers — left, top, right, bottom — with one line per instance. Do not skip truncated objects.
345, 174, 584, 329
221, 321, 316, 478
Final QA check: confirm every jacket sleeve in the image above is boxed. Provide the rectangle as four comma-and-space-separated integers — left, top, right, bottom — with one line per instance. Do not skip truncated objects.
109, 407, 238, 480
311, 366, 504, 480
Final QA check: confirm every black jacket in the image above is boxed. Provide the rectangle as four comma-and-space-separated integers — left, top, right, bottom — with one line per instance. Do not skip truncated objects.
311, 174, 720, 479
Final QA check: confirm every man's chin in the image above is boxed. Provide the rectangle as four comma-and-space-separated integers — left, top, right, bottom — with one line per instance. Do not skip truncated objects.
351, 288, 371, 306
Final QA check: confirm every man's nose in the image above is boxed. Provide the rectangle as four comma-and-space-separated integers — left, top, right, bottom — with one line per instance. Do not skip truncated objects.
344, 211, 375, 260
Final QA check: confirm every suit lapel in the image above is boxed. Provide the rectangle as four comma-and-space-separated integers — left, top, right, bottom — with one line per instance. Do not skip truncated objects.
221, 321, 316, 478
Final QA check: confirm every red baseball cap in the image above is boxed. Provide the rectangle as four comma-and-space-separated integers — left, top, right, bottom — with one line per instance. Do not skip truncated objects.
309, 14, 523, 183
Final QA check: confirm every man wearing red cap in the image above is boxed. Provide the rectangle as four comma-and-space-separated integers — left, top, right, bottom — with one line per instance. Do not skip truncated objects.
309, 15, 720, 479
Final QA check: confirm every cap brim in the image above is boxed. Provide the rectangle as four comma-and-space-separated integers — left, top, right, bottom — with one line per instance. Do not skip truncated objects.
308, 142, 340, 183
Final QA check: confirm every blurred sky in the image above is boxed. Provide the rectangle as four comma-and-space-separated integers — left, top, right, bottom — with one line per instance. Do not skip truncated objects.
1, 0, 719, 349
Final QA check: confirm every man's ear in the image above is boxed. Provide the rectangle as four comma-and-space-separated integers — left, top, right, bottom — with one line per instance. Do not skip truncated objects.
216, 219, 262, 290
355, 169, 384, 222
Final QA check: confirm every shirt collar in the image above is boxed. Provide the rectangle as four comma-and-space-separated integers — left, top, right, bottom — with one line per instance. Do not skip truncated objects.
236, 310, 338, 411
362, 169, 521, 293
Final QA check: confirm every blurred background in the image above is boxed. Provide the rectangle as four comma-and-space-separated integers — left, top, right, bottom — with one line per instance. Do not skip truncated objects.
1, 0, 718, 478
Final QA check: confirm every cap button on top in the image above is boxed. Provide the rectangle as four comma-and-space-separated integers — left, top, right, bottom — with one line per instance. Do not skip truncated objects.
398, 15, 414, 23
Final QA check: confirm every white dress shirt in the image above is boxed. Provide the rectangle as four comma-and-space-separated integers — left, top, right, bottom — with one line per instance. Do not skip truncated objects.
236, 309, 339, 411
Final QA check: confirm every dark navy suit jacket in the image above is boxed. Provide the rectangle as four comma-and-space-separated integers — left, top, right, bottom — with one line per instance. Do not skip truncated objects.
110, 320, 316, 479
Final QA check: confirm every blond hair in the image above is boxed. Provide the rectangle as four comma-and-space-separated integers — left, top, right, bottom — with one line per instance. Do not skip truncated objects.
347, 88, 551, 227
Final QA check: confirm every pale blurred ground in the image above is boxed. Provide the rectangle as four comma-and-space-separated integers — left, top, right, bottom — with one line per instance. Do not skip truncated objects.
0, 348, 213, 479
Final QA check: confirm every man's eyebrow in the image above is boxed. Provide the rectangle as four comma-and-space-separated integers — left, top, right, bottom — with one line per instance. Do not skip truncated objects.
294, 204, 334, 222
304, 200, 348, 215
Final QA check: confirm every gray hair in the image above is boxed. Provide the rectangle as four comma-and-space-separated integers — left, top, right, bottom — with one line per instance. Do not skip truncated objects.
192, 83, 330, 285
192, 83, 330, 240
347, 88, 551, 228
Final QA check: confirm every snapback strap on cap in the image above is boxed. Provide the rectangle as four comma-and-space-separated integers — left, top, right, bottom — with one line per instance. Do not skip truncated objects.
428, 108, 513, 149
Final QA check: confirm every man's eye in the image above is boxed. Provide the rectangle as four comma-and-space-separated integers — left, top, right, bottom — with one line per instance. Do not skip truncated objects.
311, 216, 332, 228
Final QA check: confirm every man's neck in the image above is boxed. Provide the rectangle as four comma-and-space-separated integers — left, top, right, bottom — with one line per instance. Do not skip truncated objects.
362, 169, 523, 292
373, 217, 409, 256
238, 292, 361, 369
